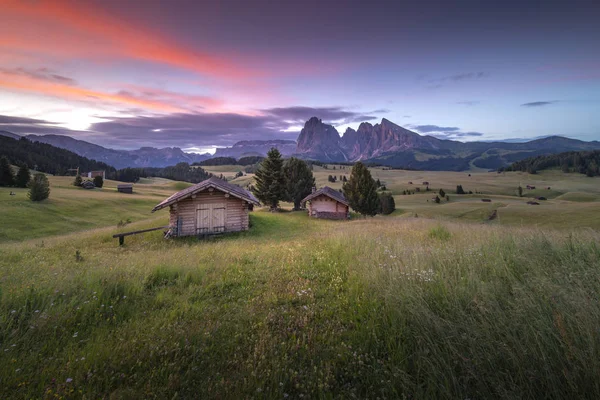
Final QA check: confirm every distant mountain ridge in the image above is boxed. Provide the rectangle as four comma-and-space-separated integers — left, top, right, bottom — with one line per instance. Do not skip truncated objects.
25, 134, 212, 169
213, 139, 296, 158
294, 117, 600, 170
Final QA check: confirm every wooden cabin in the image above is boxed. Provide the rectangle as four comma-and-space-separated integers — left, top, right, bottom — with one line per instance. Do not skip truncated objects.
301, 186, 349, 220
117, 184, 133, 194
152, 177, 260, 236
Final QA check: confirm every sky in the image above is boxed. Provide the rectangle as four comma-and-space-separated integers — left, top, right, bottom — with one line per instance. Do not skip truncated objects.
0, 0, 599, 153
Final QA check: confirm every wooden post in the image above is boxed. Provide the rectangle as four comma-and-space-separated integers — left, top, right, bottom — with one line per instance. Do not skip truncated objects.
119, 236, 124, 246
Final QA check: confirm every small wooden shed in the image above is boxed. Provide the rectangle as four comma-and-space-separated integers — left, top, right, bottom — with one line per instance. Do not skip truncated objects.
117, 184, 133, 194
152, 177, 260, 236
301, 186, 349, 220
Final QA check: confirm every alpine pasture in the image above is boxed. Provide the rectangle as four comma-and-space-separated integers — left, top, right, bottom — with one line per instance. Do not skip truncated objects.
1, 167, 600, 399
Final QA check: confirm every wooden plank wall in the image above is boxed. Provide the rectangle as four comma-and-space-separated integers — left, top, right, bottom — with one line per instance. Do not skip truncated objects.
168, 189, 249, 236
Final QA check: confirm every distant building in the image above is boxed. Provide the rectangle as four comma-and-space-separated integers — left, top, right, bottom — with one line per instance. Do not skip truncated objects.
117, 184, 133, 194
301, 186, 349, 220
81, 170, 105, 179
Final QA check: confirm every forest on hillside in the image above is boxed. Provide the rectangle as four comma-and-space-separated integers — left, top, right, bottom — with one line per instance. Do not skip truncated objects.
0, 135, 213, 184
0, 135, 116, 175
502, 150, 600, 176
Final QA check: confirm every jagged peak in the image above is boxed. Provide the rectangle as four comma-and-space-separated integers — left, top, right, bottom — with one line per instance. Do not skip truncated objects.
305, 116, 323, 126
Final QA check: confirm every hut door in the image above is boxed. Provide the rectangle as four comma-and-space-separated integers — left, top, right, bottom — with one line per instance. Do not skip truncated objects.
196, 204, 226, 234
196, 206, 211, 234
212, 206, 225, 232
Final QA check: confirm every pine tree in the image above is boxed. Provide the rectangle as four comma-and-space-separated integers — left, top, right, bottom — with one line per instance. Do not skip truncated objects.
15, 163, 31, 188
378, 192, 396, 215
434, 195, 441, 204
343, 162, 379, 216
282, 157, 315, 210
0, 156, 14, 186
456, 185, 466, 194
28, 173, 50, 201
439, 188, 446, 198
253, 148, 284, 209
73, 174, 82, 186
93, 175, 104, 188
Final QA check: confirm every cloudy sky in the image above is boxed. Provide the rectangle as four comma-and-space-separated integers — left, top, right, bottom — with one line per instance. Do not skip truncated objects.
0, 0, 599, 153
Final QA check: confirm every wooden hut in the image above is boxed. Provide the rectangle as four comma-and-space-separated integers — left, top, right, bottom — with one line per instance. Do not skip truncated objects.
117, 184, 133, 194
301, 186, 349, 220
152, 177, 259, 236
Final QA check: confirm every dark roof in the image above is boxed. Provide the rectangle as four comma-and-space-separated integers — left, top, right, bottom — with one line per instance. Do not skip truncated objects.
152, 176, 259, 212
117, 184, 133, 188
301, 186, 349, 206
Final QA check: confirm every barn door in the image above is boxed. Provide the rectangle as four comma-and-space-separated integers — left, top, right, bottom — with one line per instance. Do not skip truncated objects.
196, 206, 210, 234
211, 206, 226, 233
196, 204, 226, 234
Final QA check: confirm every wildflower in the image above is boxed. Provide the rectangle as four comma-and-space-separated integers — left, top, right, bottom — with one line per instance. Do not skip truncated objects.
66, 378, 73, 383
73, 332, 78, 338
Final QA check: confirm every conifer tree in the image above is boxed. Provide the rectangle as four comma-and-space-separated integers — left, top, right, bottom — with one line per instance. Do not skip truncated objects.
378, 192, 396, 215
253, 148, 284, 209
28, 173, 50, 201
439, 188, 446, 198
73, 174, 82, 186
0, 156, 15, 186
283, 157, 315, 210
0, 157, 15, 186
15, 163, 31, 188
343, 162, 379, 216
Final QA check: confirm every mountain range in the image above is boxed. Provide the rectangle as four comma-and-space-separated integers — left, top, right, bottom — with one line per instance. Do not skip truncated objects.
295, 117, 600, 170
2, 117, 599, 171
213, 140, 296, 158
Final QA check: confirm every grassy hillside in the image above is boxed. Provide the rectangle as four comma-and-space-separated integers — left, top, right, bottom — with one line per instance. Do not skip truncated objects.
1, 212, 599, 398
0, 176, 174, 242
2, 168, 599, 244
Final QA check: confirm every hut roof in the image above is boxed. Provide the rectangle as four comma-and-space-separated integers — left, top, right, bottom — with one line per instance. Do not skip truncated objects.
152, 176, 259, 212
301, 186, 349, 206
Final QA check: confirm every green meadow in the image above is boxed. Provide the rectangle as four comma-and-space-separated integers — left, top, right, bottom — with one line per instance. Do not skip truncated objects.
1, 169, 600, 398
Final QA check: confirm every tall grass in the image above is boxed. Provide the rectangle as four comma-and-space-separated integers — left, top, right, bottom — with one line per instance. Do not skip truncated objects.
1, 213, 599, 398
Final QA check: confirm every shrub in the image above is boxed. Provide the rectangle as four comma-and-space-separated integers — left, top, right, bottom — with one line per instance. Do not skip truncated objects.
73, 174, 82, 186
428, 224, 451, 240
378, 192, 396, 215
93, 175, 104, 188
439, 188, 446, 197
28, 173, 50, 201
456, 185, 466, 194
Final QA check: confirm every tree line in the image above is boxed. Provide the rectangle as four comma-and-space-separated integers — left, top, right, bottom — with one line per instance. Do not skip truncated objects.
111, 163, 212, 183
501, 150, 600, 177
194, 156, 265, 167
0, 155, 50, 201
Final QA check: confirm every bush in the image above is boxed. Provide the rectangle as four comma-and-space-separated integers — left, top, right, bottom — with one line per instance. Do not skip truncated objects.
28, 173, 50, 201
456, 185, 466, 194
428, 224, 451, 240
378, 192, 396, 215
93, 175, 104, 188
73, 174, 82, 186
